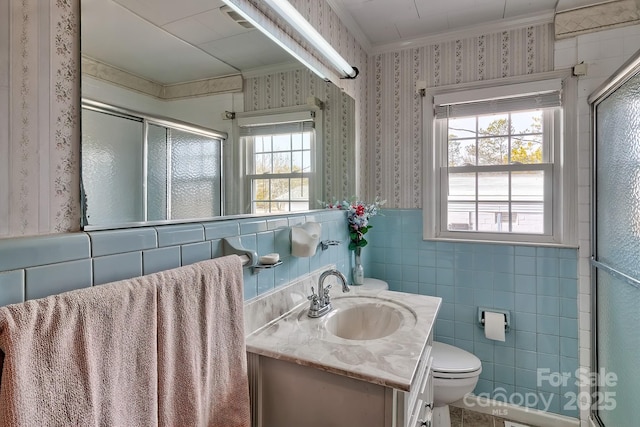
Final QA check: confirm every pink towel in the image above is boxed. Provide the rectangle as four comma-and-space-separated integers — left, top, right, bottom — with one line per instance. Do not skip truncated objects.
0, 278, 158, 426
156, 256, 250, 427
0, 255, 250, 427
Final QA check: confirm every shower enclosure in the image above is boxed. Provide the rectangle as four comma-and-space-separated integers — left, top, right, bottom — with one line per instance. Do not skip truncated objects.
589, 50, 640, 426
81, 101, 224, 228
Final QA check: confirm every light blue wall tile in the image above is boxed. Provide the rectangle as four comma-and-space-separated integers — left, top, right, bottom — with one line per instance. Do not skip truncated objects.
143, 247, 181, 275
537, 247, 559, 258
256, 231, 275, 257
494, 366, 515, 385
89, 228, 156, 257
537, 334, 560, 355
93, 252, 143, 285
515, 256, 536, 275
181, 241, 212, 266
274, 261, 289, 288
455, 322, 474, 341
515, 349, 538, 370
493, 255, 514, 274
267, 218, 289, 230
401, 248, 420, 265
418, 250, 436, 267
437, 251, 454, 268
385, 248, 403, 265
515, 368, 538, 390
273, 228, 291, 256
479, 362, 494, 381
515, 246, 536, 256
436, 268, 454, 285
559, 258, 578, 279
0, 233, 91, 271
211, 239, 224, 258
560, 298, 578, 318
419, 282, 436, 296
515, 331, 537, 351
475, 289, 493, 308
403, 282, 419, 294
559, 317, 579, 339
419, 267, 436, 283
400, 232, 420, 249
537, 315, 560, 335
436, 284, 454, 302
537, 295, 559, 316
516, 312, 537, 332
560, 337, 578, 358
559, 278, 578, 299
257, 269, 275, 295
473, 252, 494, 271
436, 319, 455, 338
240, 219, 268, 234
494, 291, 514, 310
243, 268, 258, 300
494, 273, 514, 292
403, 265, 420, 282
203, 221, 240, 240
537, 276, 560, 297
515, 274, 536, 294
0, 270, 25, 305
494, 346, 515, 366
515, 293, 536, 313
156, 224, 204, 247
537, 257, 559, 277
25, 259, 92, 300
454, 304, 475, 323
454, 287, 474, 305
475, 271, 494, 290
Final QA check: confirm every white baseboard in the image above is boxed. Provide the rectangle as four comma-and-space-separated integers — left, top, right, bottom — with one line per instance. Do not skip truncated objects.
451, 394, 580, 427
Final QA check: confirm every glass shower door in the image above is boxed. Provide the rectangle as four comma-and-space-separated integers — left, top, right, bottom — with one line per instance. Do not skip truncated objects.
591, 55, 640, 426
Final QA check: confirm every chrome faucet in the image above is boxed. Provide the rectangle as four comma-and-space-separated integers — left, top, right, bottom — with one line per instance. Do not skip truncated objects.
307, 269, 350, 318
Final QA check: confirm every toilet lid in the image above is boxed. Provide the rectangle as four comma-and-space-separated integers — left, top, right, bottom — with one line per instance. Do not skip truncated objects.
432, 342, 482, 374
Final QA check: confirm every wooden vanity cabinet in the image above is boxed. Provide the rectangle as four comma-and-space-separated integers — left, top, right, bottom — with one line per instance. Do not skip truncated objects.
247, 336, 434, 427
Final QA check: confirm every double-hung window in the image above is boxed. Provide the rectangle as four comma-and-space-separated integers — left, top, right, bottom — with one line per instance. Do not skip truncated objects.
424, 75, 577, 244
239, 111, 319, 214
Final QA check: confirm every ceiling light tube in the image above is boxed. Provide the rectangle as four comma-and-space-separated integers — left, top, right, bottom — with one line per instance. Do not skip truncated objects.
262, 0, 358, 79
220, 0, 327, 80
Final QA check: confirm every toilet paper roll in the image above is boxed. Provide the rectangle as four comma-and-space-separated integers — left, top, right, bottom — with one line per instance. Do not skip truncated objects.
484, 311, 506, 342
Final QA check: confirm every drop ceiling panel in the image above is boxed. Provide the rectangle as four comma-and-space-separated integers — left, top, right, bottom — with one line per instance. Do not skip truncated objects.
199, 31, 296, 70
503, 0, 556, 17
113, 0, 224, 26
162, 8, 252, 46
82, 0, 238, 84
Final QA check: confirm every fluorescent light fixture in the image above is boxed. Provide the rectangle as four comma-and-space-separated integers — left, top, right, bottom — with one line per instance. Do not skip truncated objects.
220, 0, 327, 80
262, 0, 358, 79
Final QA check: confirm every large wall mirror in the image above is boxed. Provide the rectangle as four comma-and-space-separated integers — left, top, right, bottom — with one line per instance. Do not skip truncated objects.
80, 0, 356, 230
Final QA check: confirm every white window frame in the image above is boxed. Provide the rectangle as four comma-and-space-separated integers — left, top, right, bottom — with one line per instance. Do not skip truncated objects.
235, 107, 323, 214
423, 71, 578, 246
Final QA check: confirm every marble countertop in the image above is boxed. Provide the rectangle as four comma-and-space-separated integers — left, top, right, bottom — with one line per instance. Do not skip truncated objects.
245, 286, 441, 392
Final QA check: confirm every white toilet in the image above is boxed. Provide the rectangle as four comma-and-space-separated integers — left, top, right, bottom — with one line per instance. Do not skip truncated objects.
360, 278, 482, 427
431, 341, 482, 427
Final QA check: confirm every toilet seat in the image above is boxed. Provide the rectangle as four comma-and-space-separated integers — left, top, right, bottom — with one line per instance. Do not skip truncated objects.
432, 342, 482, 379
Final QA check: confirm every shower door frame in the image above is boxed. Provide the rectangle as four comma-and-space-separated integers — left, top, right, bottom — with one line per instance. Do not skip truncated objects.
588, 49, 640, 427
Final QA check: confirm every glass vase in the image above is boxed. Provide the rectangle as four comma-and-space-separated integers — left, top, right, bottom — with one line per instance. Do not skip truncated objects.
353, 246, 364, 285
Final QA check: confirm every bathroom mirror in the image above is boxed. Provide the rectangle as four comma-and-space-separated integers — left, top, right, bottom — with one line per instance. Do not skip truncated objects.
80, 0, 356, 229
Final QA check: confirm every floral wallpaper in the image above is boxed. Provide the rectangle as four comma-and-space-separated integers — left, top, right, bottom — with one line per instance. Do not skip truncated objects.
1, 0, 80, 238
368, 24, 554, 208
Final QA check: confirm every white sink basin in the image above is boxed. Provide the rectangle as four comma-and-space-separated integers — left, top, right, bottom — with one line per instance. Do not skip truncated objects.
295, 296, 417, 342
326, 303, 402, 340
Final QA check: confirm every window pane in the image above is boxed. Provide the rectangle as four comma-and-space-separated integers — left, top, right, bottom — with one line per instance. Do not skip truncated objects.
478, 137, 508, 165
255, 136, 271, 153
253, 179, 270, 201
273, 152, 291, 173
273, 134, 290, 151
511, 110, 542, 135
302, 132, 311, 149
447, 202, 476, 231
511, 202, 544, 234
255, 153, 272, 174
302, 151, 311, 172
254, 201, 269, 214
292, 133, 303, 150
511, 135, 543, 164
512, 171, 544, 201
270, 178, 291, 201
477, 202, 509, 232
478, 172, 509, 201
270, 201, 288, 213
478, 113, 508, 136
449, 173, 476, 201
448, 117, 477, 138
449, 139, 476, 166
292, 151, 303, 172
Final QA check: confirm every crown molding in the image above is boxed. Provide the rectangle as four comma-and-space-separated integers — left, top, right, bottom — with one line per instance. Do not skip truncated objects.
241, 60, 308, 78
371, 11, 555, 55
325, 0, 373, 54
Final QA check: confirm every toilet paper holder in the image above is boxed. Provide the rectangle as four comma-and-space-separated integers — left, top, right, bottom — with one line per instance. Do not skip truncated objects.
478, 307, 511, 332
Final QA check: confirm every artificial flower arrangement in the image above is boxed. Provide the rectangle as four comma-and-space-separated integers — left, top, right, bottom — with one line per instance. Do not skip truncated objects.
324, 197, 386, 250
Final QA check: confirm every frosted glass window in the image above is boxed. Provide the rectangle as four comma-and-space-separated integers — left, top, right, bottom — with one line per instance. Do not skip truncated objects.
81, 109, 144, 225
593, 71, 640, 425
